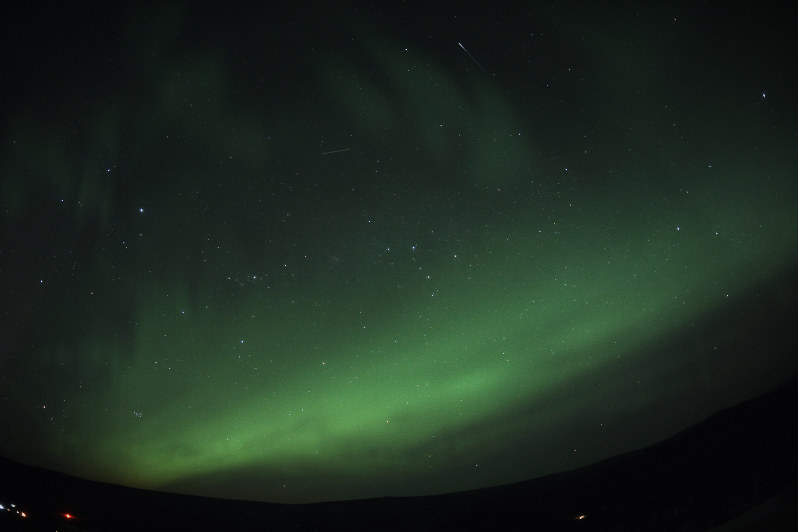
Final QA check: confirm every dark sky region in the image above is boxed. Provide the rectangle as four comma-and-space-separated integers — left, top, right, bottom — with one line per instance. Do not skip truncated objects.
1, 2, 797, 504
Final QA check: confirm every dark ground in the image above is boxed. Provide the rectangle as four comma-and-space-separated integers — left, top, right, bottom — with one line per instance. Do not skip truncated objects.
2, 371, 797, 531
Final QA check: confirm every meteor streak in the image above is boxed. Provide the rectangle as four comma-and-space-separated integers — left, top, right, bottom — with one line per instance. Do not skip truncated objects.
458, 42, 486, 72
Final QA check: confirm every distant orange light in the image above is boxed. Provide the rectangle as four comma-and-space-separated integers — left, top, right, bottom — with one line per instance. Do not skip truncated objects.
20, 511, 27, 518
64, 513, 74, 519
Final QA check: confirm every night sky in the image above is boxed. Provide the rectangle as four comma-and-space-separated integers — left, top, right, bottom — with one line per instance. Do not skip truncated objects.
2, 3, 797, 504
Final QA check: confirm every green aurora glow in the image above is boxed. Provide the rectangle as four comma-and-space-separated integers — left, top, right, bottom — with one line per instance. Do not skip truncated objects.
2, 3, 797, 503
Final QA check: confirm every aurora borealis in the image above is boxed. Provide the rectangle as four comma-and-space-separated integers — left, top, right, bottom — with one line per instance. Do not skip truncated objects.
2, 3, 797, 504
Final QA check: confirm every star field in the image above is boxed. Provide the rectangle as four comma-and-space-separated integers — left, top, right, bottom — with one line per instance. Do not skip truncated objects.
1, 2, 797, 503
